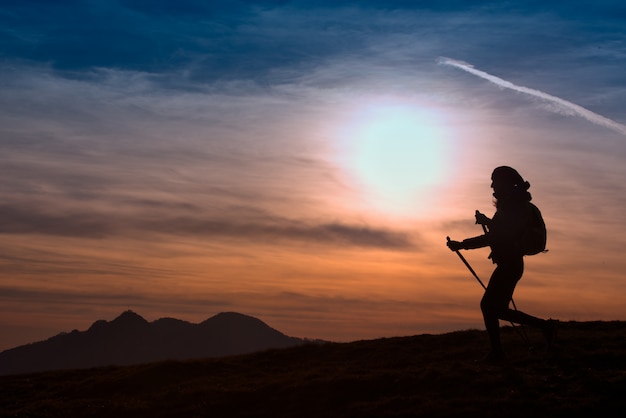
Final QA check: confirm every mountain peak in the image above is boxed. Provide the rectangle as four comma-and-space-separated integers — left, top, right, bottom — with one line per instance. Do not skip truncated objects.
212, 312, 258, 321
87, 310, 148, 332
110, 310, 149, 328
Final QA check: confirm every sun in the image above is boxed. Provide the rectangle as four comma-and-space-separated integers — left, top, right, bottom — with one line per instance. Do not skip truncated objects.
339, 103, 453, 216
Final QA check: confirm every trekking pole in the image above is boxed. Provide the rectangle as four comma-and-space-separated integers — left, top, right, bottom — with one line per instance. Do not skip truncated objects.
477, 222, 531, 345
447, 236, 487, 290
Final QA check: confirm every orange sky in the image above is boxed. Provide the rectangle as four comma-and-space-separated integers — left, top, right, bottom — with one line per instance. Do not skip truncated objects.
3, 110, 626, 351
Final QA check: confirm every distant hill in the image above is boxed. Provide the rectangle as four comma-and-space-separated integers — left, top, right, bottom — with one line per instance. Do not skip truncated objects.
0, 311, 310, 376
1, 321, 626, 417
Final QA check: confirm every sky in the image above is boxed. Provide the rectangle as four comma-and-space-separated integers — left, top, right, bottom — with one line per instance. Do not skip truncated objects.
1, 0, 626, 352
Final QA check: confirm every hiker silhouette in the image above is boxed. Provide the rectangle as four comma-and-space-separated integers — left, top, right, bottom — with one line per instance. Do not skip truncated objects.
447, 166, 556, 362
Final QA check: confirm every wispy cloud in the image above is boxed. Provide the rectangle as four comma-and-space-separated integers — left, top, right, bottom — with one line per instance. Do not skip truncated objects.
438, 57, 626, 136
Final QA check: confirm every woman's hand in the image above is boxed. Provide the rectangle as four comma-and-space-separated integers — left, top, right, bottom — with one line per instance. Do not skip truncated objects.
475, 210, 491, 226
447, 239, 464, 252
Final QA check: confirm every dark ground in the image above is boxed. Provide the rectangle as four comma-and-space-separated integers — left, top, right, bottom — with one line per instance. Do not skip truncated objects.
2, 321, 625, 417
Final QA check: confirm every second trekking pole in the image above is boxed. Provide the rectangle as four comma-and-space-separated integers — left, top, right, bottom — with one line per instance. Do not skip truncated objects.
447, 236, 530, 346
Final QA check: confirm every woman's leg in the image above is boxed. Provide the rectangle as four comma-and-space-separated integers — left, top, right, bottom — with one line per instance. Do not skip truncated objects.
501, 307, 546, 328
482, 258, 555, 353
480, 260, 523, 355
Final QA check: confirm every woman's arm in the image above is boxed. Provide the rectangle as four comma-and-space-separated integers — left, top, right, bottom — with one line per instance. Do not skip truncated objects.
447, 234, 490, 251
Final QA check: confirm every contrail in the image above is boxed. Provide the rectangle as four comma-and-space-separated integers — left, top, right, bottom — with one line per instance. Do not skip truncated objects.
438, 57, 626, 136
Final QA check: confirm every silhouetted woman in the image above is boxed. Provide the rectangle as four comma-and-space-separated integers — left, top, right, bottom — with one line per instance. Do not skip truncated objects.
447, 166, 556, 362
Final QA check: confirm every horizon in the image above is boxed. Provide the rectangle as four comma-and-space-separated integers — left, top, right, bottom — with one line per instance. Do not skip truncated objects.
2, 1, 626, 352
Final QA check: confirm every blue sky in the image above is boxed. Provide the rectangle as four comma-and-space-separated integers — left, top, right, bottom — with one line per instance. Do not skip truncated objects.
1, 0, 626, 351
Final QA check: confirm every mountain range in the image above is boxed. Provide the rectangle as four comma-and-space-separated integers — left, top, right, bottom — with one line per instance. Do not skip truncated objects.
0, 310, 311, 376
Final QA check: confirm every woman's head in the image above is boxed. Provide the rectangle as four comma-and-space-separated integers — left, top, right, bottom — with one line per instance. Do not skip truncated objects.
491, 166, 532, 203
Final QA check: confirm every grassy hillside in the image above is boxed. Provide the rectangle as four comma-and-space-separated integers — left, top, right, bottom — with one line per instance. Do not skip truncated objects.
2, 321, 625, 417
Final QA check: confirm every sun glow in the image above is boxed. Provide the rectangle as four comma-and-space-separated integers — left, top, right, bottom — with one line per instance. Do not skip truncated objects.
339, 103, 454, 217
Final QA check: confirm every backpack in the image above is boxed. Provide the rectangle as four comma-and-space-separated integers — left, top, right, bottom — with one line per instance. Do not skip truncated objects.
521, 202, 547, 255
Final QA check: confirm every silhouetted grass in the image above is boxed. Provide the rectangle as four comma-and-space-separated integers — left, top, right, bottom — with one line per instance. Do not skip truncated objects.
2, 321, 626, 417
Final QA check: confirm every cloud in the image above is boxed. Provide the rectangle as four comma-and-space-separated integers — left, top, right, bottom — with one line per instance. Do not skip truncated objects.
0, 61, 348, 213
0, 204, 415, 249
141, 215, 416, 249
438, 57, 626, 136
